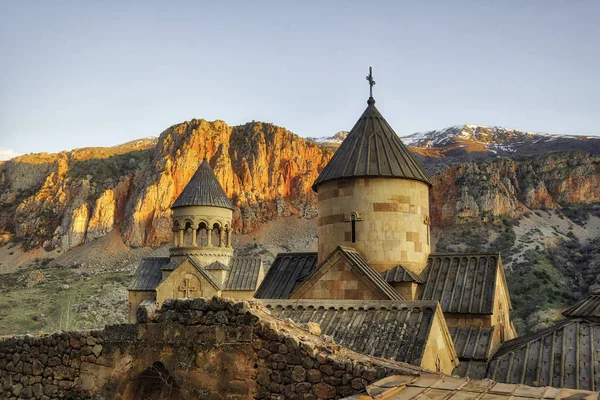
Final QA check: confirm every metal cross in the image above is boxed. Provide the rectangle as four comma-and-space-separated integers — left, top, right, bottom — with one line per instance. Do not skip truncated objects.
178, 277, 197, 298
366, 66, 376, 98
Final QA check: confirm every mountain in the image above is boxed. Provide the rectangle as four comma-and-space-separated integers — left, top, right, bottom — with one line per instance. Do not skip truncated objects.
1, 121, 600, 334
402, 125, 600, 173
305, 131, 348, 149
0, 120, 331, 252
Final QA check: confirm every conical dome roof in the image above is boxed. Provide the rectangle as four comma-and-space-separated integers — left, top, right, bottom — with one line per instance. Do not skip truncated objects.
171, 159, 234, 210
312, 98, 431, 192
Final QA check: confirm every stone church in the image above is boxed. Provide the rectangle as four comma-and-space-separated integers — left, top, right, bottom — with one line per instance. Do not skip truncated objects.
127, 159, 264, 322
255, 76, 517, 376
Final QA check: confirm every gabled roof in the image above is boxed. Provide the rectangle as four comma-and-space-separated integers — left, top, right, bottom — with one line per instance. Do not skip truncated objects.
381, 264, 425, 284
450, 326, 495, 361
486, 318, 600, 391
224, 258, 262, 291
206, 261, 230, 271
563, 290, 600, 321
291, 246, 403, 301
185, 256, 222, 290
312, 99, 431, 192
264, 299, 444, 367
171, 159, 234, 210
254, 252, 319, 299
128, 257, 170, 291
418, 253, 503, 315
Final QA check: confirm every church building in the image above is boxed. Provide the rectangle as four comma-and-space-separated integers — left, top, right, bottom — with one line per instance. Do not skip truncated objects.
255, 68, 517, 375
127, 159, 264, 322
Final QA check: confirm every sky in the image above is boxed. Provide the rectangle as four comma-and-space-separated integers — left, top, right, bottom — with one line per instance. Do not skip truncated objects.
1, 1, 599, 158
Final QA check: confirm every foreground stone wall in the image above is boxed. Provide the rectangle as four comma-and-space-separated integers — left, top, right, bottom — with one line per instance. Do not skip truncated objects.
0, 329, 105, 399
0, 297, 421, 399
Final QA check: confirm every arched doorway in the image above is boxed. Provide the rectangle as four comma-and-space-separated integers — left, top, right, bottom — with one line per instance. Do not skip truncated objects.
122, 362, 183, 400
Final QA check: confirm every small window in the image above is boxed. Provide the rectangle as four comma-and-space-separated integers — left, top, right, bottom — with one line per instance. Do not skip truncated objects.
351, 214, 356, 243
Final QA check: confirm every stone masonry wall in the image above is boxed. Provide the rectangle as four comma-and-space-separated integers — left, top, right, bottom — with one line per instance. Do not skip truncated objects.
0, 329, 104, 399
0, 297, 422, 399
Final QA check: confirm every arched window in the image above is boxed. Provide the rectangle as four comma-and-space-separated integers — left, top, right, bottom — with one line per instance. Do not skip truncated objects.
351, 214, 356, 243
211, 223, 221, 247
198, 222, 208, 247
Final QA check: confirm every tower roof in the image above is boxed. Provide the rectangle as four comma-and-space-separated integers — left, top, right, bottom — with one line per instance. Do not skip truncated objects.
171, 159, 235, 210
312, 70, 431, 191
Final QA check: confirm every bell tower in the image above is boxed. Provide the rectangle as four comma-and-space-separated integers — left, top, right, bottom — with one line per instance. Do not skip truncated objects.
312, 68, 432, 274
169, 158, 234, 266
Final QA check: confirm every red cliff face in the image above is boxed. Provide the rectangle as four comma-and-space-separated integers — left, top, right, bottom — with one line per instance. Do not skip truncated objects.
120, 120, 332, 247
0, 120, 332, 250
1, 120, 599, 252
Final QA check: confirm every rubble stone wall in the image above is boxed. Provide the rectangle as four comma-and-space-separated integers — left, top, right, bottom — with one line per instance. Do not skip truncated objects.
0, 297, 421, 399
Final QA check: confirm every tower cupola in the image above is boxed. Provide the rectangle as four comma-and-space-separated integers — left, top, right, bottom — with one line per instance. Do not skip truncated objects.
313, 68, 432, 274
169, 158, 235, 265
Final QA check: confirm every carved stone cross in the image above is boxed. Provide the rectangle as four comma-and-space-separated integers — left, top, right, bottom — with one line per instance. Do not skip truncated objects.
178, 277, 197, 298
366, 66, 376, 98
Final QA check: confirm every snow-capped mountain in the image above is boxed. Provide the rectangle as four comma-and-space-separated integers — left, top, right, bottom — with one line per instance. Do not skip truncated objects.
401, 124, 600, 158
305, 131, 348, 149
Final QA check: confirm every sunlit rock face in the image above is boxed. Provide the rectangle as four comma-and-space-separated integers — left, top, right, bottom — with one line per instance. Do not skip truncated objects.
0, 120, 332, 250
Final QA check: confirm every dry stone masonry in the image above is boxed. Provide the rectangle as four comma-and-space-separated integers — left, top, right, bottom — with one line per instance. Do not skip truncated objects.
0, 297, 420, 399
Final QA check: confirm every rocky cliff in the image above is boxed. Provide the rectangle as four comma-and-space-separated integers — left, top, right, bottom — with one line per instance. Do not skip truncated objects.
430, 151, 600, 228
0, 120, 332, 250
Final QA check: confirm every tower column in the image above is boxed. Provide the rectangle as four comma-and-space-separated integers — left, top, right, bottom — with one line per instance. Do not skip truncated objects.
173, 231, 178, 247
219, 229, 225, 247
192, 228, 197, 247
207, 227, 212, 247
226, 228, 232, 248
179, 229, 184, 247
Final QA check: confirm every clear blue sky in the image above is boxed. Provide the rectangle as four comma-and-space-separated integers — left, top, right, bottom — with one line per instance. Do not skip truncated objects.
1, 0, 599, 158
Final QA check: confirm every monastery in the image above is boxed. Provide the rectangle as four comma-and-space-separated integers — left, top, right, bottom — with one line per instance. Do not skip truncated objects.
127, 69, 600, 392
127, 159, 265, 322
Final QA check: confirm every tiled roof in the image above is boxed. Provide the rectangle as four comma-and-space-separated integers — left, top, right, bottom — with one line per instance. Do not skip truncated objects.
418, 253, 502, 315
563, 291, 600, 320
449, 326, 495, 380
128, 257, 169, 291
254, 252, 319, 299
171, 159, 234, 210
487, 318, 600, 391
381, 265, 425, 284
451, 360, 489, 380
450, 326, 495, 361
312, 99, 431, 192
206, 261, 229, 271
224, 258, 262, 291
264, 300, 440, 367
345, 373, 600, 400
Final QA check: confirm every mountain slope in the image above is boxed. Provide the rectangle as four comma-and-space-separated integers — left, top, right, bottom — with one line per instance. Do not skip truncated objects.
402, 125, 600, 173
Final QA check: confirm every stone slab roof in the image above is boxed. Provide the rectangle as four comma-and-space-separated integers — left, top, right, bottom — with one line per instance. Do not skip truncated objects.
418, 253, 502, 315
450, 326, 495, 361
381, 264, 425, 284
487, 318, 600, 391
224, 258, 262, 291
449, 326, 495, 380
264, 299, 440, 367
206, 261, 230, 271
254, 252, 319, 299
344, 373, 600, 400
128, 257, 170, 291
171, 159, 234, 210
312, 101, 431, 192
563, 291, 600, 320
